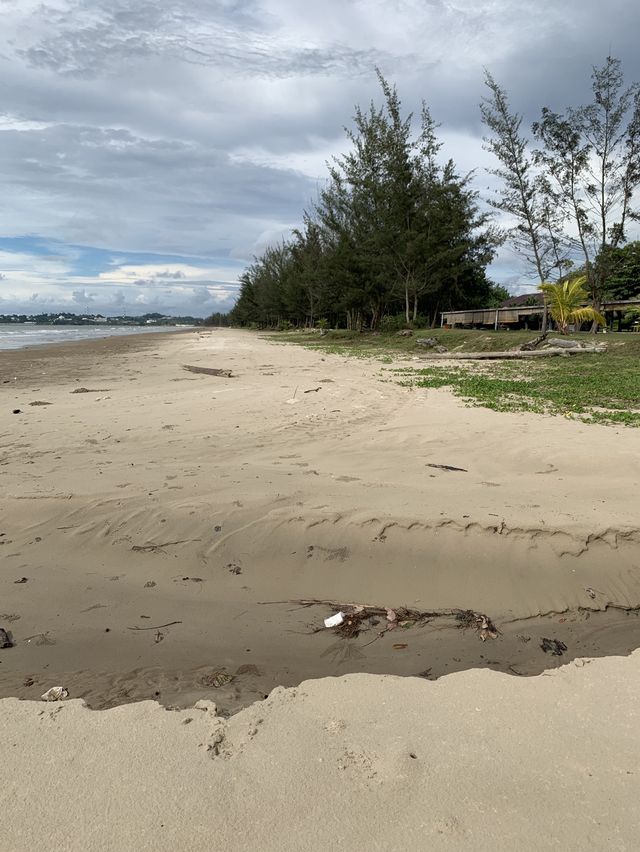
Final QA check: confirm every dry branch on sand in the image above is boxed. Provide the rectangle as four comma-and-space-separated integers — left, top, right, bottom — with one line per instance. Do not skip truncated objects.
260, 599, 499, 642
182, 365, 234, 377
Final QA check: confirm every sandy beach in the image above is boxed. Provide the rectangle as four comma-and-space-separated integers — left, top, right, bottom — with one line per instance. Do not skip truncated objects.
1, 327, 640, 848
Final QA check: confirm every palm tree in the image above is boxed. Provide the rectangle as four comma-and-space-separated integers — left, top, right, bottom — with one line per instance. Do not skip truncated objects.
538, 276, 606, 334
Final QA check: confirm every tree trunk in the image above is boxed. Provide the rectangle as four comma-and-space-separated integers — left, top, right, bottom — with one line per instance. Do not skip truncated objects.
412, 293, 418, 322
589, 299, 601, 334
430, 302, 439, 328
370, 303, 382, 331
405, 286, 410, 325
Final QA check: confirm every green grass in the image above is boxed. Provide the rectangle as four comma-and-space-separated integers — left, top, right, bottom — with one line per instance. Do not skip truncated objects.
394, 359, 640, 426
265, 327, 549, 355
266, 328, 640, 427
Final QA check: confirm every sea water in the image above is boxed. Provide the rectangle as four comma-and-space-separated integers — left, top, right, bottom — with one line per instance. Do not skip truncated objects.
0, 324, 188, 351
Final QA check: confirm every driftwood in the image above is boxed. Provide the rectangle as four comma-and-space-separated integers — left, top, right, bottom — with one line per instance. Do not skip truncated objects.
417, 347, 604, 360
546, 337, 606, 350
182, 365, 234, 377
519, 332, 548, 351
131, 539, 193, 553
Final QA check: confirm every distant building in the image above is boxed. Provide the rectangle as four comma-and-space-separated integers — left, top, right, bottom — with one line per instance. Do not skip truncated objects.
441, 298, 640, 330
500, 293, 544, 308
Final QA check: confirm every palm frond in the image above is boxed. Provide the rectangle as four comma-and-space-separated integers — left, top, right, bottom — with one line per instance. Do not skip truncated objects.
570, 307, 606, 326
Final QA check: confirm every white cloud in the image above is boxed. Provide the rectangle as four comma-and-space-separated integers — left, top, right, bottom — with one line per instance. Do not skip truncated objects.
0, 255, 240, 315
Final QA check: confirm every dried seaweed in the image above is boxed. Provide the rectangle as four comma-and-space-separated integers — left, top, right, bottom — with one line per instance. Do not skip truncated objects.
259, 599, 499, 642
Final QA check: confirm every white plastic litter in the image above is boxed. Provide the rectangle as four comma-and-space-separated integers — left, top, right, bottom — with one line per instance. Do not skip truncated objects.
324, 611, 344, 628
41, 686, 69, 702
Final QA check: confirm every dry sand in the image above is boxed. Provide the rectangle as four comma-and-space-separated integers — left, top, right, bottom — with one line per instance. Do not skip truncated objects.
3, 653, 640, 851
1, 327, 640, 848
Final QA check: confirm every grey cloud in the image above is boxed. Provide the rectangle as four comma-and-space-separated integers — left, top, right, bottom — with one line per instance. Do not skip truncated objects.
152, 270, 186, 279
0, 120, 316, 256
18, 0, 416, 81
1, 0, 640, 314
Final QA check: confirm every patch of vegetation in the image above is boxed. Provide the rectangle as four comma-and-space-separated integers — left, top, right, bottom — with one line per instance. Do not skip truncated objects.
267, 329, 640, 427
395, 354, 640, 427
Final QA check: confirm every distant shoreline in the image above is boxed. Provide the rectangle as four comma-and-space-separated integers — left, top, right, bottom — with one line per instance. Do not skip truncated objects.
0, 323, 195, 353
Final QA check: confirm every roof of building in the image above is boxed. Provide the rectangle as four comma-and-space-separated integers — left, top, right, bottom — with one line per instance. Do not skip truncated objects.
499, 293, 544, 307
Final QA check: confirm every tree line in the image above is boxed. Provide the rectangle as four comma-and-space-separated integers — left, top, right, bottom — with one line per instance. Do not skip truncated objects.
224, 58, 640, 330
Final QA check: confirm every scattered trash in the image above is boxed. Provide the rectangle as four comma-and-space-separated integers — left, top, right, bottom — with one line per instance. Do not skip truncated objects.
324, 612, 345, 628
303, 387, 322, 393
393, 643, 408, 650
14, 577, 28, 584
426, 463, 468, 472
144, 581, 157, 588
23, 677, 36, 687
11, 409, 21, 415
198, 671, 234, 688
455, 610, 498, 641
183, 365, 234, 378
180, 576, 204, 583
24, 632, 56, 646
260, 599, 500, 642
71, 387, 109, 394
0, 628, 13, 649
227, 563, 242, 575
540, 638, 567, 656
585, 587, 597, 600
41, 686, 69, 702
154, 631, 164, 643
261, 598, 499, 643
29, 401, 52, 406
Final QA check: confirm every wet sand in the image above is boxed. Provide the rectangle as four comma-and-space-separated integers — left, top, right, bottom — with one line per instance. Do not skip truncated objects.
1, 327, 640, 714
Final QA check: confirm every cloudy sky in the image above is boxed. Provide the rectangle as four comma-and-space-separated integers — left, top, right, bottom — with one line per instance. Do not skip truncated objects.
1, 0, 639, 316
